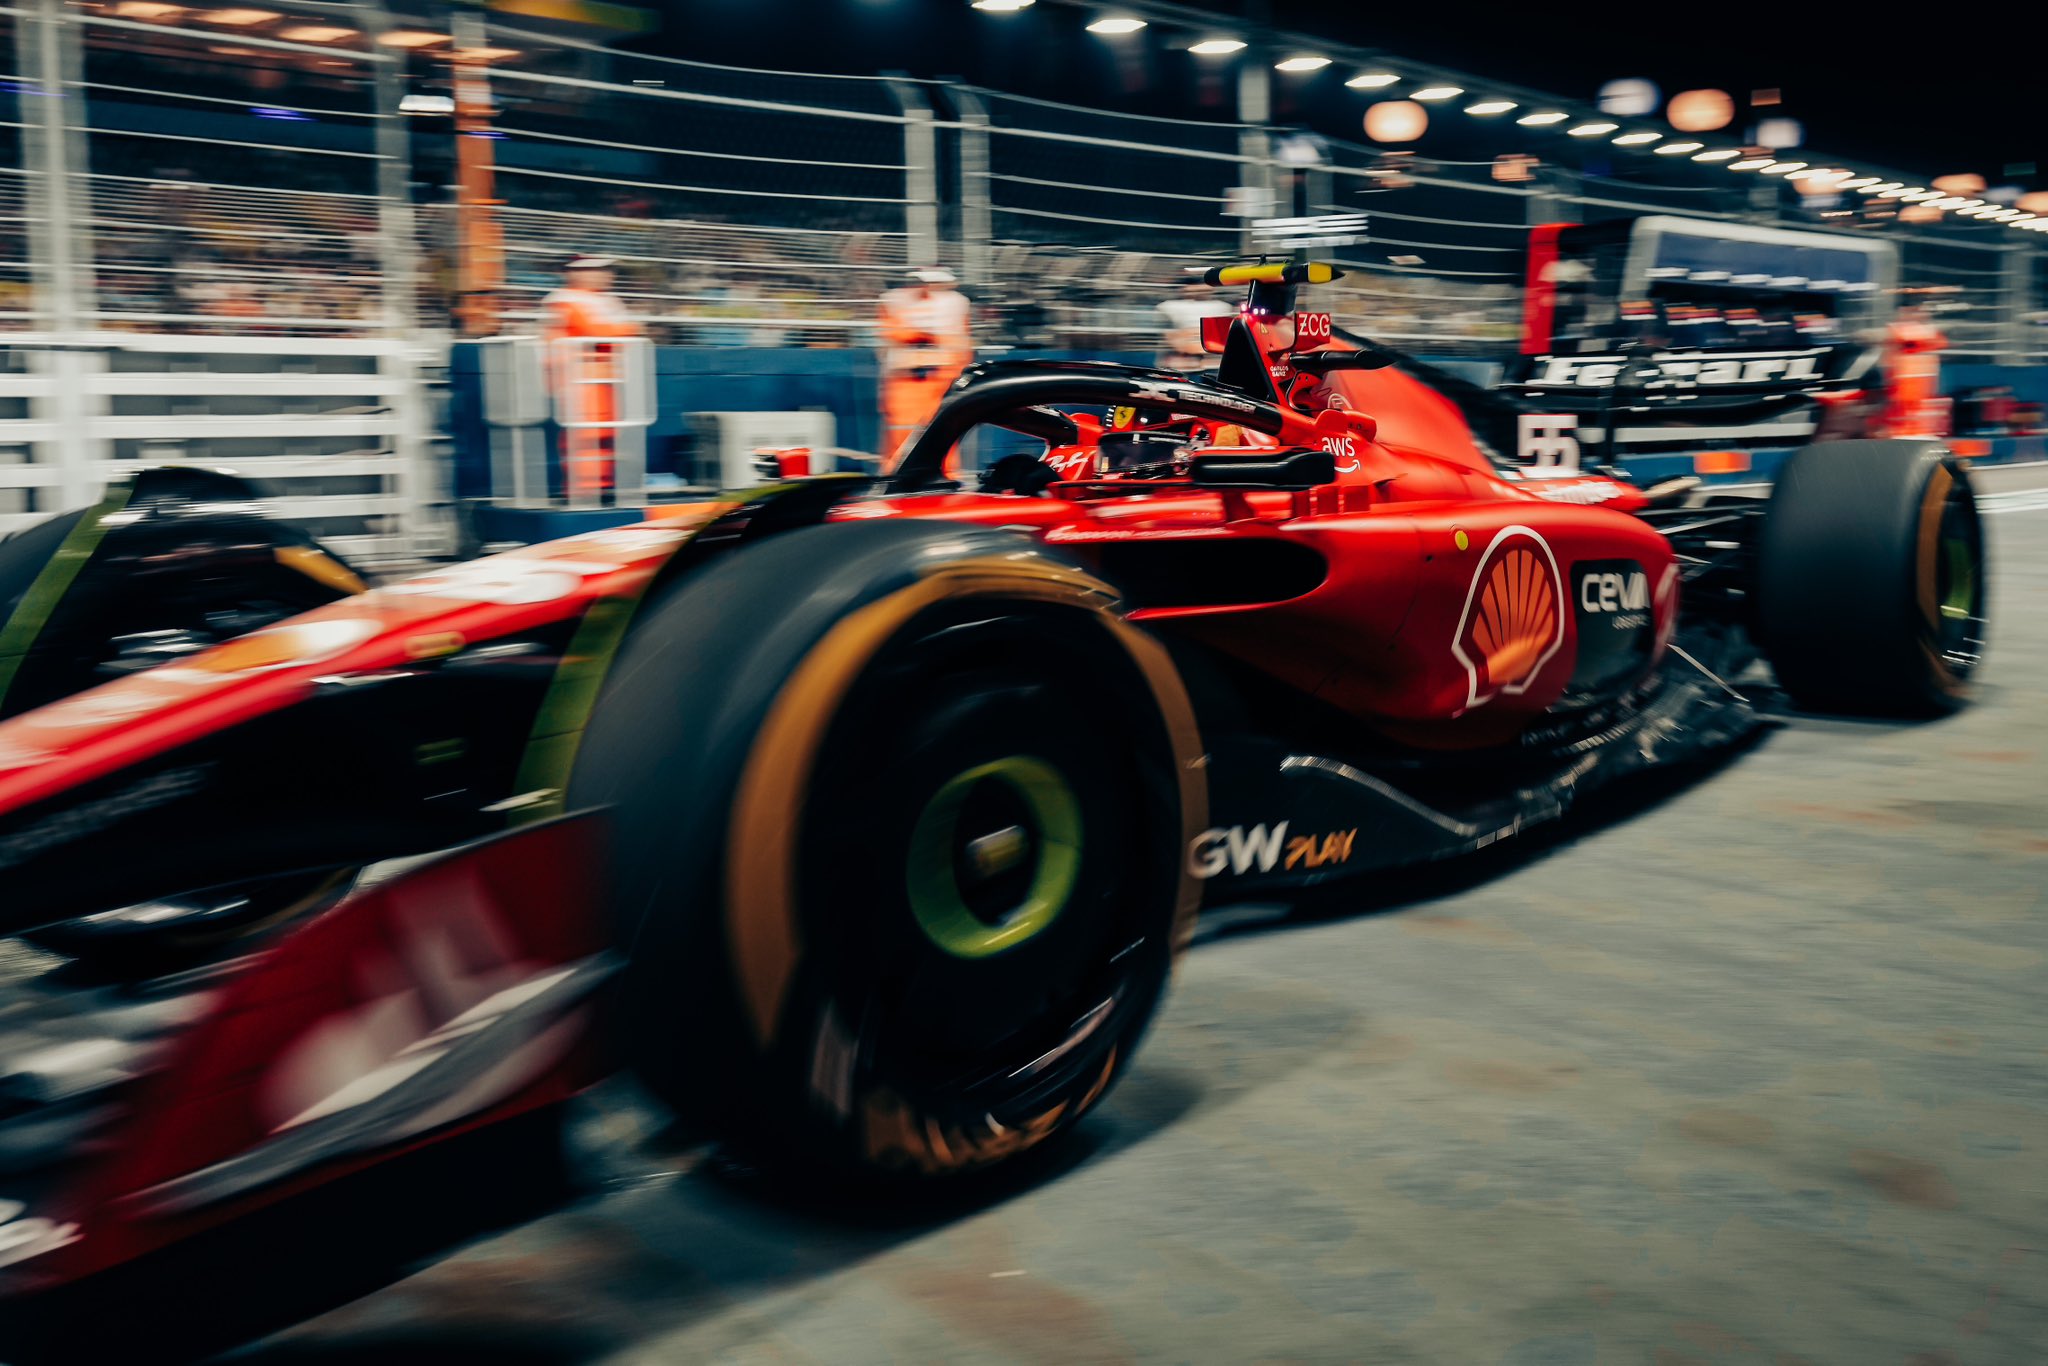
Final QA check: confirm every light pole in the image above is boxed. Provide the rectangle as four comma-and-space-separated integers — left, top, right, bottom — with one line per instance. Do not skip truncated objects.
452, 0, 505, 338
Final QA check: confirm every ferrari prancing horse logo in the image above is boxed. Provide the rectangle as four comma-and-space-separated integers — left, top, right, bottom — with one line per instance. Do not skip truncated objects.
1451, 526, 1566, 712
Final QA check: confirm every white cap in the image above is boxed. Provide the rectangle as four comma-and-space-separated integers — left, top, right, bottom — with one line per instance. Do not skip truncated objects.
909, 266, 957, 285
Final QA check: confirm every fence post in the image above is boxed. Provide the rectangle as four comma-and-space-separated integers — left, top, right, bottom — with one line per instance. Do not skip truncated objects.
451, 2, 504, 339
19, 0, 91, 337
367, 2, 438, 557
1235, 62, 1272, 258
370, 4, 417, 341
952, 86, 992, 292
2000, 241, 2031, 366
1529, 165, 1578, 227
886, 80, 940, 269
18, 0, 102, 514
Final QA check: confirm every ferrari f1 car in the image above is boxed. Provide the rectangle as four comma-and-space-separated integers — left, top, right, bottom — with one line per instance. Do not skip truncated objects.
0, 262, 1986, 1355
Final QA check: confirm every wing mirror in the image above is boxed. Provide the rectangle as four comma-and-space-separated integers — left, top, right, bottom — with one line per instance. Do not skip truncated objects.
1311, 407, 1377, 446
1188, 449, 1337, 489
1199, 313, 1235, 355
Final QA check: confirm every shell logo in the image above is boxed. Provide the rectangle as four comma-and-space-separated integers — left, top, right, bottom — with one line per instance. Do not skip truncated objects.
1451, 526, 1566, 711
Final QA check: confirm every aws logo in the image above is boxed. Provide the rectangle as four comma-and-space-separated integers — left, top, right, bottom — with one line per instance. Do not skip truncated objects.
1452, 526, 1566, 711
1318, 434, 1360, 472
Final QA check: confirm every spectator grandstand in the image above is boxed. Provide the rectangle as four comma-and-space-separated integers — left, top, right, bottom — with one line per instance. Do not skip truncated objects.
0, 2, 2038, 360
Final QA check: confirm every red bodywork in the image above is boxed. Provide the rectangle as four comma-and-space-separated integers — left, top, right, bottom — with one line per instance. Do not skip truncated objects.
0, 283, 1679, 1301
831, 311, 1670, 751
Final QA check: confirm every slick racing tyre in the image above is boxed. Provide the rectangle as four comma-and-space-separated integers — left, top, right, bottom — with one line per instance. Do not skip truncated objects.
568, 520, 1204, 1183
1756, 439, 1986, 715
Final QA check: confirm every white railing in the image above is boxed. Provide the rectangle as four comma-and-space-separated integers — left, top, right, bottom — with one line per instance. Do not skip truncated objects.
0, 333, 433, 561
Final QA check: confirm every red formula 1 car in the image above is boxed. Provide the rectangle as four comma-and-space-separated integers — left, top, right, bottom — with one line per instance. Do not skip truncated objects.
0, 263, 1987, 1357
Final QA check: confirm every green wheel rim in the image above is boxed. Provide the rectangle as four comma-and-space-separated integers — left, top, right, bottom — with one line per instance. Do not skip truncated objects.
1929, 484, 1985, 674
905, 755, 1083, 959
1939, 535, 1976, 623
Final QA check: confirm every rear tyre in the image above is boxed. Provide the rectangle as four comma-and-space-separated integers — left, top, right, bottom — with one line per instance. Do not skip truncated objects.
1756, 440, 1986, 715
567, 521, 1201, 1183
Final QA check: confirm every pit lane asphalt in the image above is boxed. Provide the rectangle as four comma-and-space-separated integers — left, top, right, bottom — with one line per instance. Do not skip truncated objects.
239, 502, 2048, 1366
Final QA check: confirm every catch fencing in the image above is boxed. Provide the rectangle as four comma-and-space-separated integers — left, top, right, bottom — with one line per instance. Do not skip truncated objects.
0, 0, 433, 556
461, 29, 924, 348
0, 3, 2042, 553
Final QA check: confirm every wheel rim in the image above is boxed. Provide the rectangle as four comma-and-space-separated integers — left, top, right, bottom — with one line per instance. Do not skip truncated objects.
1927, 477, 1986, 677
904, 754, 1083, 960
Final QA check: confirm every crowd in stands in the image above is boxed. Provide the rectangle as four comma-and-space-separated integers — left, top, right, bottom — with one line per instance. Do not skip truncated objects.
3, 155, 1520, 351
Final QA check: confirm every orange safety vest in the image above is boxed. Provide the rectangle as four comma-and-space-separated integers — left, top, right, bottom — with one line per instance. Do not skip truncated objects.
877, 286, 972, 462
541, 287, 642, 496
1882, 316, 1947, 438
876, 286, 972, 376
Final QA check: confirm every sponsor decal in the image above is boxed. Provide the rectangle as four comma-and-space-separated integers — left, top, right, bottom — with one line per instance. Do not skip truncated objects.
1525, 349, 1828, 390
1451, 527, 1566, 711
1286, 826, 1357, 871
1516, 414, 1581, 472
1044, 448, 1096, 481
1568, 559, 1655, 693
1188, 822, 1358, 879
1295, 311, 1333, 343
1109, 405, 1137, 430
1319, 432, 1361, 472
1579, 566, 1650, 623
1128, 380, 1261, 415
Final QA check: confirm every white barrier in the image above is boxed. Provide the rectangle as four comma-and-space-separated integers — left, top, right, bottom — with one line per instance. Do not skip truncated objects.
0, 333, 438, 561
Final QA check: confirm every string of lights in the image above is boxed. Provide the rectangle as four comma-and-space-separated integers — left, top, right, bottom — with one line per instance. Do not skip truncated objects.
968, 0, 2048, 239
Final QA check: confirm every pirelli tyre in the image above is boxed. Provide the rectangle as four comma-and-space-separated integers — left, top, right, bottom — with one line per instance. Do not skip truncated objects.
567, 520, 1204, 1183
1756, 439, 1987, 715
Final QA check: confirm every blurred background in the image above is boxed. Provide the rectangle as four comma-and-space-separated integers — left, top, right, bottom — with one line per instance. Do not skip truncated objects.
0, 0, 2041, 563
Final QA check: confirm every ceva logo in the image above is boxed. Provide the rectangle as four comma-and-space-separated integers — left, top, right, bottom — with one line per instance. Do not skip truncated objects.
1580, 570, 1649, 613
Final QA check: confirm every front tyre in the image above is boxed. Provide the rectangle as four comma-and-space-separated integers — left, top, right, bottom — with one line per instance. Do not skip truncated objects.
568, 522, 1203, 1183
1756, 440, 1986, 715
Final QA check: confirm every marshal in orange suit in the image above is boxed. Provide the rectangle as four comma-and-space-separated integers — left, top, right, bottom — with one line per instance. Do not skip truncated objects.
877, 267, 972, 461
1879, 304, 1948, 439
541, 254, 643, 500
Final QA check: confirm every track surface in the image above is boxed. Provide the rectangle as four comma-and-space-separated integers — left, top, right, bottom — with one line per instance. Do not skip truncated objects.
242, 507, 2048, 1366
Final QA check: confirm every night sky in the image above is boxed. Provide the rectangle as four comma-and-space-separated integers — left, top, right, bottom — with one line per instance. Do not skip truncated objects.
638, 0, 2040, 191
